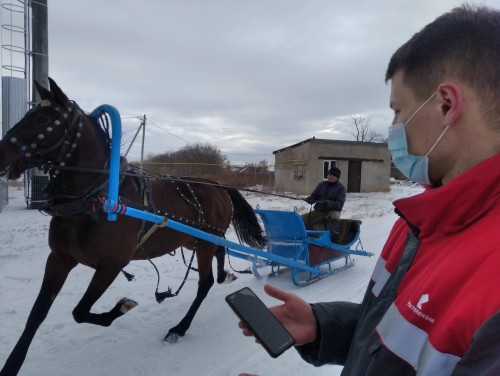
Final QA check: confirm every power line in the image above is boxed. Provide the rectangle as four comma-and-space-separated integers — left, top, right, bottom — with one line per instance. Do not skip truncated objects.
124, 115, 274, 159
225, 152, 273, 156
147, 118, 193, 145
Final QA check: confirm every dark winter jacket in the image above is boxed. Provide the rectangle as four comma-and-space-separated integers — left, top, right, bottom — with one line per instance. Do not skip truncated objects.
306, 180, 346, 212
297, 153, 500, 375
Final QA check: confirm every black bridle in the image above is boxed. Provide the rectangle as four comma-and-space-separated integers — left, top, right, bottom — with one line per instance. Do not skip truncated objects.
3, 99, 116, 216
5, 99, 84, 175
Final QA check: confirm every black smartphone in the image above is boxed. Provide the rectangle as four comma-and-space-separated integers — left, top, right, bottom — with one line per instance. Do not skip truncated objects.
226, 287, 295, 358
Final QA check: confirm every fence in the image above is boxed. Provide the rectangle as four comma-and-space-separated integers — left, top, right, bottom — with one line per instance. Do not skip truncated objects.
0, 174, 50, 213
0, 178, 7, 211
135, 162, 275, 189
1, 179, 26, 212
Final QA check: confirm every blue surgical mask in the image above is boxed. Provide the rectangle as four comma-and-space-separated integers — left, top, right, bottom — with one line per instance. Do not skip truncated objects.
388, 92, 450, 185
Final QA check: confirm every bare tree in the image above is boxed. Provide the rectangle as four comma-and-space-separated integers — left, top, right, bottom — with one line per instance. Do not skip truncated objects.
352, 115, 370, 141
351, 115, 386, 143
145, 142, 228, 175
256, 159, 269, 172
244, 159, 270, 174
368, 130, 387, 143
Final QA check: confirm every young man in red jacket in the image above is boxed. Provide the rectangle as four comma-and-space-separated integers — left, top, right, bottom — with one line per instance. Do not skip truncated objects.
239, 5, 500, 375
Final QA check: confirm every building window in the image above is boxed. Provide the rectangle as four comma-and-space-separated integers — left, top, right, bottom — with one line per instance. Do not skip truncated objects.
293, 163, 306, 180
322, 160, 337, 179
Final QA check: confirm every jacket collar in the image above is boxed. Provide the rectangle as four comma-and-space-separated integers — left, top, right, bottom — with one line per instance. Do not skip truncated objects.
394, 153, 500, 239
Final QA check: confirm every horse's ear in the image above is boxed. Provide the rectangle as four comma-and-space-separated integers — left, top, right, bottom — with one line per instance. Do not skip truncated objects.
48, 77, 70, 107
34, 80, 52, 101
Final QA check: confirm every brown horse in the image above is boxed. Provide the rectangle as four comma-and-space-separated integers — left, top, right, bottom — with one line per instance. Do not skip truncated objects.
0, 78, 265, 376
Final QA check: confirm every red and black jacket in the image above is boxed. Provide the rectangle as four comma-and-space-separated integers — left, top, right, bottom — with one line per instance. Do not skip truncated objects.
297, 153, 500, 375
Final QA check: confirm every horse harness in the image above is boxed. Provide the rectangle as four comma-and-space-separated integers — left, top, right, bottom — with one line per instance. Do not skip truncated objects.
4, 98, 111, 217
6, 99, 84, 176
6, 97, 233, 302
7, 98, 228, 296
128, 178, 230, 302
7, 99, 227, 237
133, 177, 228, 252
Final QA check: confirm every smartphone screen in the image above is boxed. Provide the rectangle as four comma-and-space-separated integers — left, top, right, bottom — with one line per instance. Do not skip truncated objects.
226, 287, 295, 358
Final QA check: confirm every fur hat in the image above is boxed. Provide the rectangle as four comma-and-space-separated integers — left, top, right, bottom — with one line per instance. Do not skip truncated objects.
328, 167, 341, 178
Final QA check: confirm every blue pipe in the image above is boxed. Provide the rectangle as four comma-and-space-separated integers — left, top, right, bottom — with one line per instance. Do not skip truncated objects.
102, 201, 322, 276
90, 105, 122, 221
166, 220, 321, 275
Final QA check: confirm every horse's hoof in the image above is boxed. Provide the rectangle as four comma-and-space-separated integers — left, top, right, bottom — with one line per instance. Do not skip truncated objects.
118, 298, 138, 314
217, 270, 238, 284
163, 332, 181, 343
222, 272, 238, 284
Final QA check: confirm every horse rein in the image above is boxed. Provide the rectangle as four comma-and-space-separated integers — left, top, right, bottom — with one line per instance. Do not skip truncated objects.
40, 162, 305, 202
8, 99, 303, 203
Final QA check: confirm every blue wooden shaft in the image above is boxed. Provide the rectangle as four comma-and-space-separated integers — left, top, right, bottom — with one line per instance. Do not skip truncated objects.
166, 220, 322, 276
90, 104, 122, 221
101, 201, 322, 275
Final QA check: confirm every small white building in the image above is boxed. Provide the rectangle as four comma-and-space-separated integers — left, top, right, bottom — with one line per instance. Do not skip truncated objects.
273, 138, 391, 195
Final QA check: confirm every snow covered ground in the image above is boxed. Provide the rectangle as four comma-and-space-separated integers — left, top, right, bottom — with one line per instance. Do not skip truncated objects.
0, 183, 423, 376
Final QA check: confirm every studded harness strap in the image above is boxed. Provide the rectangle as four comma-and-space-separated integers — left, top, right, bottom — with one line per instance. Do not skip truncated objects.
5, 99, 84, 174
5, 99, 121, 216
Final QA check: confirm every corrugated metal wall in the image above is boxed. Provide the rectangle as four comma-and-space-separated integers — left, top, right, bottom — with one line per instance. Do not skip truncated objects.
2, 76, 27, 136
1, 76, 28, 211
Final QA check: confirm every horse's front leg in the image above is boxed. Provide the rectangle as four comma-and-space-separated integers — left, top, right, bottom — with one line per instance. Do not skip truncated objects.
163, 248, 216, 342
215, 245, 237, 284
72, 263, 138, 327
1, 253, 77, 376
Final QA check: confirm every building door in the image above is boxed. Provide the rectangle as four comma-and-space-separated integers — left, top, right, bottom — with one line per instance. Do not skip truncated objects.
347, 161, 362, 193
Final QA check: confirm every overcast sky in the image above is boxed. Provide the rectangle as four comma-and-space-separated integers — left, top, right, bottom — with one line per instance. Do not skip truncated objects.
2, 1, 498, 164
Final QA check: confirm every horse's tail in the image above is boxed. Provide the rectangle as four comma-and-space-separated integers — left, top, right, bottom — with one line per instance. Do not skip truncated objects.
224, 187, 266, 248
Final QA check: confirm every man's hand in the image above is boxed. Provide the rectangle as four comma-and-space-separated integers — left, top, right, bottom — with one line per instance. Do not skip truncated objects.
304, 196, 315, 204
314, 200, 334, 211
238, 284, 318, 346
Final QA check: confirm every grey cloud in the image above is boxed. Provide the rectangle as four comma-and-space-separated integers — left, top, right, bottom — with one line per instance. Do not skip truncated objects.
39, 0, 497, 163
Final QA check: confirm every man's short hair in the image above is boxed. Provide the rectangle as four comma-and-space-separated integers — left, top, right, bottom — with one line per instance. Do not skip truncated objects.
385, 5, 500, 128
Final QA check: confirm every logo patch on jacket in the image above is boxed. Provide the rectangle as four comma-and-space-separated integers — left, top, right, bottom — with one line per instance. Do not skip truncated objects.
407, 293, 435, 324
417, 293, 429, 309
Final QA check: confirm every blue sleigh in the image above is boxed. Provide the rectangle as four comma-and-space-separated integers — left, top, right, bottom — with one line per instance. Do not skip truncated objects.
226, 208, 373, 286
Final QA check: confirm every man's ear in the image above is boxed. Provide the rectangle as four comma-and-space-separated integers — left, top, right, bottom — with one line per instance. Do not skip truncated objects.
437, 82, 463, 125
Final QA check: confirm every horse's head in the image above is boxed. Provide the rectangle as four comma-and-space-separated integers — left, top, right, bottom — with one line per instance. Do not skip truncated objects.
0, 78, 84, 180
